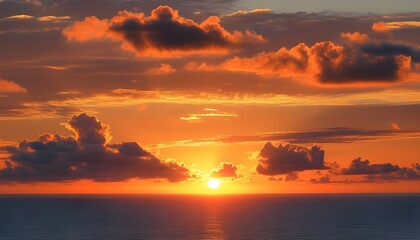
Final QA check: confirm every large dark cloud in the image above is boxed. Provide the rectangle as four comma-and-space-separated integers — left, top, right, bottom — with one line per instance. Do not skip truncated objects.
0, 113, 191, 183
63, 5, 264, 56
256, 142, 327, 175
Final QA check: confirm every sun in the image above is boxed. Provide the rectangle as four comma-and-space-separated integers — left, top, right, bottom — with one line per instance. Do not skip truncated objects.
207, 178, 221, 189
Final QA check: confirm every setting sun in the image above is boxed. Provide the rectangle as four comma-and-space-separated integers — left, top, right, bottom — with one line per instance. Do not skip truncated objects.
207, 179, 221, 189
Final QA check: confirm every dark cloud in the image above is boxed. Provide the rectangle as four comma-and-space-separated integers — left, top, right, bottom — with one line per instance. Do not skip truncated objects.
310, 174, 331, 184
315, 159, 420, 183
0, 113, 191, 183
311, 41, 412, 83
414, 163, 420, 172
361, 42, 420, 63
108, 142, 149, 157
256, 142, 327, 175
208, 39, 415, 83
66, 113, 110, 146
63, 5, 264, 56
210, 162, 241, 178
341, 159, 420, 182
365, 167, 420, 182
268, 176, 283, 181
341, 157, 400, 175
284, 172, 299, 181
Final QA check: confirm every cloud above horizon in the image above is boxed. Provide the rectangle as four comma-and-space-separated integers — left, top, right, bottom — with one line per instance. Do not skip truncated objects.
152, 127, 420, 148
187, 37, 419, 84
0, 113, 191, 183
341, 158, 420, 182
256, 142, 327, 175
210, 162, 241, 178
341, 158, 400, 175
0, 79, 27, 93
63, 5, 264, 57
310, 158, 420, 184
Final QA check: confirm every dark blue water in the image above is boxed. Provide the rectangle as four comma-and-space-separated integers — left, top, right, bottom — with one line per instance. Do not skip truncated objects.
0, 194, 419, 240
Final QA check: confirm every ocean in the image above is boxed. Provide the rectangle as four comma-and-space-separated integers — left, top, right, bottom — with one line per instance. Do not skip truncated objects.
0, 194, 419, 239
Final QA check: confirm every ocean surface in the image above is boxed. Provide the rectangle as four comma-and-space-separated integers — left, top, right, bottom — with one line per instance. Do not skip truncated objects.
0, 194, 419, 240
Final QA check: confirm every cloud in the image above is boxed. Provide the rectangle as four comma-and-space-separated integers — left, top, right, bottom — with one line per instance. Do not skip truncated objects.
310, 174, 332, 184
372, 21, 420, 33
341, 158, 400, 175
219, 43, 309, 77
38, 16, 71, 22
365, 166, 420, 182
0, 79, 27, 93
309, 41, 412, 83
210, 162, 241, 178
25, 0, 42, 6
188, 38, 417, 83
224, 9, 272, 17
391, 123, 400, 131
256, 142, 327, 175
66, 113, 111, 146
415, 163, 420, 172
268, 172, 299, 182
43, 65, 68, 70
310, 160, 420, 184
268, 176, 283, 181
339, 158, 420, 182
340, 32, 369, 43
0, 113, 191, 183
1, 15, 70, 22
63, 5, 264, 57
360, 42, 420, 63
2, 14, 34, 20
153, 127, 420, 148
148, 63, 176, 75
180, 109, 237, 121
284, 172, 299, 181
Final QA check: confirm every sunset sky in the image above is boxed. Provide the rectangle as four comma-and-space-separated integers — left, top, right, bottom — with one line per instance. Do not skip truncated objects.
0, 0, 419, 194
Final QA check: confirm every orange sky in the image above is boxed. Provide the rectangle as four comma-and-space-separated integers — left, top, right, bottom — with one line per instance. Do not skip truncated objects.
0, 1, 419, 194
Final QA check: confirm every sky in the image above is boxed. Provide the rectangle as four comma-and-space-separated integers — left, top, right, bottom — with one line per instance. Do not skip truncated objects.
0, 0, 419, 194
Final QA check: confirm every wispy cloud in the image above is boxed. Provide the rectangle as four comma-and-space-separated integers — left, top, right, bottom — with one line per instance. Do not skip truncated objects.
0, 79, 27, 93
151, 127, 420, 148
372, 21, 420, 33
180, 109, 237, 121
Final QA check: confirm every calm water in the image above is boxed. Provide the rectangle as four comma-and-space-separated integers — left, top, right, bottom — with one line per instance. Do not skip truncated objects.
0, 194, 419, 240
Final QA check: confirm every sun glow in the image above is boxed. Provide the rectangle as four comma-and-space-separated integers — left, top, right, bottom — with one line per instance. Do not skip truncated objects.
207, 178, 221, 189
